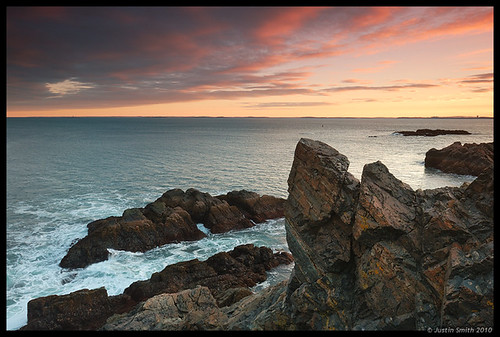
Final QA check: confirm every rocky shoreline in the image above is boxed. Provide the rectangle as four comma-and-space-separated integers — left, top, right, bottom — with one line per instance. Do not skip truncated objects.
23, 138, 493, 330
60, 189, 286, 269
23, 244, 293, 330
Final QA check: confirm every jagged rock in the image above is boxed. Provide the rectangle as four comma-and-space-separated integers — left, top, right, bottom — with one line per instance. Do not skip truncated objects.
216, 287, 253, 308
223, 281, 292, 330
124, 244, 293, 305
395, 129, 471, 136
101, 286, 227, 330
60, 206, 205, 269
425, 141, 493, 176
278, 138, 493, 330
285, 138, 359, 286
23, 244, 293, 330
352, 161, 417, 249
60, 188, 286, 269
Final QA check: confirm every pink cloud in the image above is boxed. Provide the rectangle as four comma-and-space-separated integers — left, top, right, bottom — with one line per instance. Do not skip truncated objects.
360, 7, 493, 50
349, 7, 401, 29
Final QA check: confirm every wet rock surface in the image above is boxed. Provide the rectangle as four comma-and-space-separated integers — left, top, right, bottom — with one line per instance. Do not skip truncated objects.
425, 141, 493, 176
23, 244, 293, 330
60, 188, 285, 269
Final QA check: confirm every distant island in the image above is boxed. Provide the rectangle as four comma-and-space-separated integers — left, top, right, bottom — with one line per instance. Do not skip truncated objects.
394, 129, 471, 137
397, 116, 492, 119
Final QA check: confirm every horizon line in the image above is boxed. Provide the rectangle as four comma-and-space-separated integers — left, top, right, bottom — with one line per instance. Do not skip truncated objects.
6, 115, 493, 119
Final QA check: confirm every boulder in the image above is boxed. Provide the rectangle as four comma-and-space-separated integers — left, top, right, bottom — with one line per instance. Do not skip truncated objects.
22, 288, 113, 330
204, 202, 253, 233
425, 141, 493, 176
60, 188, 286, 269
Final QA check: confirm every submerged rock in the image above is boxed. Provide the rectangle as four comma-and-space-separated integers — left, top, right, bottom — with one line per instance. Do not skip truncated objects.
425, 141, 493, 176
60, 189, 285, 269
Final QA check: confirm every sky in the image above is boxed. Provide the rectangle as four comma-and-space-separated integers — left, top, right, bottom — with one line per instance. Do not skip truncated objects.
6, 6, 494, 118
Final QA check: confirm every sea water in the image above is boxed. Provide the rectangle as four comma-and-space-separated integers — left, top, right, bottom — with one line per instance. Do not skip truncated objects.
6, 117, 493, 330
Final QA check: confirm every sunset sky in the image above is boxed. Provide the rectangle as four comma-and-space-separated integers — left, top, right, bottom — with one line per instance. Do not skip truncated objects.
6, 6, 493, 118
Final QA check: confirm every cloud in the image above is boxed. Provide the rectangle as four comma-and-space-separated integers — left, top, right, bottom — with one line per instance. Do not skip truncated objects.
45, 78, 95, 96
324, 83, 439, 93
459, 72, 493, 84
6, 7, 493, 112
342, 79, 373, 85
242, 101, 332, 109
351, 7, 492, 56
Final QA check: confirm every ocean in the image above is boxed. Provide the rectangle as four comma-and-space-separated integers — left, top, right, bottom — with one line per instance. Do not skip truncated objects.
6, 117, 493, 330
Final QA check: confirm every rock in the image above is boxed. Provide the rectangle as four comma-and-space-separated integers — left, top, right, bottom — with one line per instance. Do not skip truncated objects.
352, 161, 417, 248
60, 188, 286, 269
223, 281, 292, 330
22, 287, 112, 330
211, 287, 253, 308
23, 244, 293, 330
285, 138, 359, 286
101, 286, 227, 330
219, 190, 286, 223
277, 138, 493, 330
395, 129, 471, 136
60, 206, 205, 269
123, 244, 293, 306
204, 202, 253, 233
425, 141, 493, 176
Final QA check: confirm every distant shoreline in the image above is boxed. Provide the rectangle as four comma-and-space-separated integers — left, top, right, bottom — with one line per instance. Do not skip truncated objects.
6, 116, 493, 119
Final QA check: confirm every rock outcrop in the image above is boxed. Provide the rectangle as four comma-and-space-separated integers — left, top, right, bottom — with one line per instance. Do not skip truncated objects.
425, 141, 494, 176
395, 129, 471, 136
23, 244, 293, 330
60, 189, 285, 269
123, 244, 293, 306
20, 288, 135, 330
202, 138, 493, 330
102, 286, 227, 330
256, 138, 492, 330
